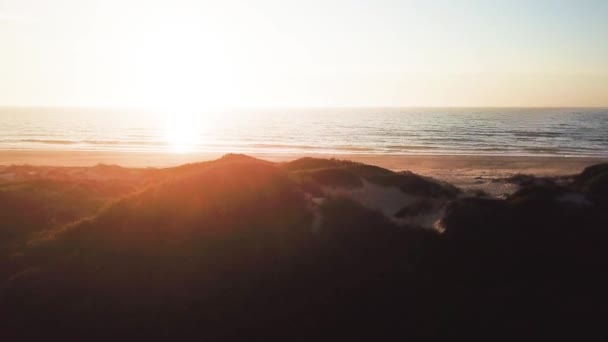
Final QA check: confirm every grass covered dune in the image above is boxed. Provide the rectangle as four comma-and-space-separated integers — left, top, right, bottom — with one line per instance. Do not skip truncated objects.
1, 154, 608, 340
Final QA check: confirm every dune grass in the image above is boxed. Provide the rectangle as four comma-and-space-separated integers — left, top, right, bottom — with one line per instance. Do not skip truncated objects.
1, 158, 608, 340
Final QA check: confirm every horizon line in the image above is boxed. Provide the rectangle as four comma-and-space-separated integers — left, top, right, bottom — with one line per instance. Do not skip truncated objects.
1, 105, 608, 110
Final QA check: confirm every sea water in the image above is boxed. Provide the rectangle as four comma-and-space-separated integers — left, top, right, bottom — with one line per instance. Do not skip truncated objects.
1, 107, 607, 157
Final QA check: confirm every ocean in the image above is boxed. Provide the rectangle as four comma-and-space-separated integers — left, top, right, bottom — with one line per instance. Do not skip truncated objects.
1, 107, 607, 157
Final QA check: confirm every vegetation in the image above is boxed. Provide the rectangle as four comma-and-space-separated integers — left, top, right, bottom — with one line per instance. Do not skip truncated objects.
283, 157, 459, 197
295, 167, 363, 188
1, 156, 607, 340
0, 179, 135, 249
575, 163, 608, 204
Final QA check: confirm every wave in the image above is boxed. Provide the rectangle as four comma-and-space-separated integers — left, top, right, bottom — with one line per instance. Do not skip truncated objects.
10, 139, 165, 146
251, 143, 321, 150
249, 143, 375, 152
17, 139, 78, 145
333, 146, 375, 152
6, 138, 606, 157
386, 145, 438, 150
522, 147, 566, 153
509, 131, 565, 138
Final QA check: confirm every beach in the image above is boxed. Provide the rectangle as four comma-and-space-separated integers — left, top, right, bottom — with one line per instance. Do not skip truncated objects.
1, 149, 606, 196
3, 0, 608, 338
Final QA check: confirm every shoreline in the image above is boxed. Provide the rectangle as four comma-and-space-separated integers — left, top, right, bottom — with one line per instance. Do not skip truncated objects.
1, 149, 607, 198
0, 149, 605, 169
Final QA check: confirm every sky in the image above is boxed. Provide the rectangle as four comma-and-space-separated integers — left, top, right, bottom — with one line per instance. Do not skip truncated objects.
1, 0, 607, 107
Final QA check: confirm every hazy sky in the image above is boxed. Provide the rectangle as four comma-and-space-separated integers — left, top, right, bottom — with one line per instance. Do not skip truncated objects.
1, 0, 607, 107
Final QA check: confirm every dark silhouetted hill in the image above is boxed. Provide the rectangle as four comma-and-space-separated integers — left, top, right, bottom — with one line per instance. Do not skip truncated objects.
1, 157, 607, 340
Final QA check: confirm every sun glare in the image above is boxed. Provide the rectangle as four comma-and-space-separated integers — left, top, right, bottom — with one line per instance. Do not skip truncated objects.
164, 110, 202, 153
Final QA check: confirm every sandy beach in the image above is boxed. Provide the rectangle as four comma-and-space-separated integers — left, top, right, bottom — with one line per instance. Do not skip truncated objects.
2, 149, 604, 172
1, 149, 606, 196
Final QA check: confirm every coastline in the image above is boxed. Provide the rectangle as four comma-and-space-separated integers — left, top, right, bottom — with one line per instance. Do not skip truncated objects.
0, 149, 604, 171
1, 149, 606, 196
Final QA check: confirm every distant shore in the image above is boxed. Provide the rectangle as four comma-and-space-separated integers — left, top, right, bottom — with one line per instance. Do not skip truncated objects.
0, 149, 604, 171
1, 150, 606, 195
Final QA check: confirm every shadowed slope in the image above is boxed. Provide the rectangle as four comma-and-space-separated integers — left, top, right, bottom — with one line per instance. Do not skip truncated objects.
0, 155, 442, 340
285, 157, 460, 227
435, 163, 608, 339
283, 157, 460, 197
2, 158, 315, 339
2, 157, 608, 340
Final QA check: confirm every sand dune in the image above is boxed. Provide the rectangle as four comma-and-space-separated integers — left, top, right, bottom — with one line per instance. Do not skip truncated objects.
2, 154, 608, 340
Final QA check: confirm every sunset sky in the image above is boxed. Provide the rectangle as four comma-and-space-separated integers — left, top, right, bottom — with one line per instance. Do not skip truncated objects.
1, 0, 607, 107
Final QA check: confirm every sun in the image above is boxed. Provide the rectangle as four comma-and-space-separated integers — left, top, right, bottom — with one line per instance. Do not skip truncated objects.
164, 110, 202, 153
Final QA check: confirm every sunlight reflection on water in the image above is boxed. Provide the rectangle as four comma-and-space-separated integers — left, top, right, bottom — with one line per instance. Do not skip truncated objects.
1, 107, 607, 157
